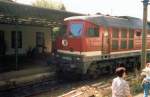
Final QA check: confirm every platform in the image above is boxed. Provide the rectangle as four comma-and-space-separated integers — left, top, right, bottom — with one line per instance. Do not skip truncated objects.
0, 65, 56, 91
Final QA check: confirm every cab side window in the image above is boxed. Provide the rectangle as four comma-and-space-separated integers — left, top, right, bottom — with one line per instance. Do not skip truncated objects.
87, 27, 99, 37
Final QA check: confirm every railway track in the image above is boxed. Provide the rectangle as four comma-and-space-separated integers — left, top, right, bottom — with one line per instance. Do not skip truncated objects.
57, 83, 111, 97
0, 66, 136, 97
30, 74, 136, 97
57, 80, 112, 97
30, 75, 114, 97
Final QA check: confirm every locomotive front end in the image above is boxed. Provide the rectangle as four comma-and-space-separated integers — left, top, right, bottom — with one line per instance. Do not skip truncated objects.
52, 16, 102, 77
53, 18, 86, 74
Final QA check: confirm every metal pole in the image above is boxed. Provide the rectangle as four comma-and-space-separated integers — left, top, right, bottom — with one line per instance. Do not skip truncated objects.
15, 17, 18, 70
141, 0, 149, 69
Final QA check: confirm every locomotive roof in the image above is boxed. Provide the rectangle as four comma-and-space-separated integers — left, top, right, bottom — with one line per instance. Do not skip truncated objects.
64, 15, 148, 29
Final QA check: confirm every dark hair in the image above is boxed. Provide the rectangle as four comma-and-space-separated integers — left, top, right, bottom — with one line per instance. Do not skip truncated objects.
147, 63, 150, 66
115, 67, 126, 77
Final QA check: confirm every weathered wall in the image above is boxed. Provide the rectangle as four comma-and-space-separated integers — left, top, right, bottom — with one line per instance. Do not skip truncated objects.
0, 24, 52, 55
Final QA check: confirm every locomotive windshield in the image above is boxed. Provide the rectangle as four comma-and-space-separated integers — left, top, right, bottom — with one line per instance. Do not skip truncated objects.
69, 23, 83, 37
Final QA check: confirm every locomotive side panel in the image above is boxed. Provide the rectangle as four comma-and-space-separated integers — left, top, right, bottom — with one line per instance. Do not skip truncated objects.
83, 21, 102, 52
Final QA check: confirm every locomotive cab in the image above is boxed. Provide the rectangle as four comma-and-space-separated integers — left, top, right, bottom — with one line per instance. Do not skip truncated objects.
56, 17, 101, 54
54, 16, 103, 75
56, 20, 84, 51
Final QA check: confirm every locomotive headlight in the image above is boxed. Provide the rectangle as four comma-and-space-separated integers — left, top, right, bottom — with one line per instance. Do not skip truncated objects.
62, 56, 72, 61
62, 39, 68, 46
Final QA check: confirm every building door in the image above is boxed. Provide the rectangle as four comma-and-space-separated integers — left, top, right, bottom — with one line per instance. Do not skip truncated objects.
0, 31, 5, 55
102, 28, 110, 54
36, 32, 44, 53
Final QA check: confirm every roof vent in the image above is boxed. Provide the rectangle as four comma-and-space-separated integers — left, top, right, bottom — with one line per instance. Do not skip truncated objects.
106, 14, 110, 16
96, 12, 102, 15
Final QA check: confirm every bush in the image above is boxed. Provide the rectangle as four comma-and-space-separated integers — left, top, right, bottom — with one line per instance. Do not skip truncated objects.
130, 78, 143, 95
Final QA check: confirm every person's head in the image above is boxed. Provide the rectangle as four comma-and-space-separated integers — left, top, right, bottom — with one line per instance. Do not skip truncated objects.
146, 63, 150, 68
115, 67, 126, 78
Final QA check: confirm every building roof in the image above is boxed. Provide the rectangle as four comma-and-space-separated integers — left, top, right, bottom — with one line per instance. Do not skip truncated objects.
65, 15, 147, 29
0, 1, 83, 27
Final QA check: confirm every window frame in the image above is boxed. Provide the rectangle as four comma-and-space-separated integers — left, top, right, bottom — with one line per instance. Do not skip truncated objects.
87, 26, 99, 37
128, 29, 134, 49
36, 32, 45, 47
112, 28, 119, 50
68, 22, 84, 37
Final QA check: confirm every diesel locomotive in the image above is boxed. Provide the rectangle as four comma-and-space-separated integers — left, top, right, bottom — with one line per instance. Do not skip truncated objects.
51, 15, 150, 78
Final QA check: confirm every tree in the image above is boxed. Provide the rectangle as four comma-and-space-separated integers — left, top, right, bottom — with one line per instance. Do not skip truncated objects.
32, 0, 66, 11
0, 0, 14, 2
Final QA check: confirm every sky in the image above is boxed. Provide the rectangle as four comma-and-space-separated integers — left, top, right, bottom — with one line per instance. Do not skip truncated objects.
14, 0, 150, 20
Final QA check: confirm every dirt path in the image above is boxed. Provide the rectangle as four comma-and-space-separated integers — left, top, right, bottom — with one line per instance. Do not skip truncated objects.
29, 75, 144, 97
30, 78, 112, 97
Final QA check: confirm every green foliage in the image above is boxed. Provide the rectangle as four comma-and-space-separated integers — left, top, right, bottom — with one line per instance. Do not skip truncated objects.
0, 0, 13, 2
51, 27, 60, 41
32, 0, 66, 10
130, 78, 143, 95
51, 25, 66, 41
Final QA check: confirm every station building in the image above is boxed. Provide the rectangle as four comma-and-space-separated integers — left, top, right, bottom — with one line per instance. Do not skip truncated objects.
0, 1, 83, 71
0, 1, 82, 56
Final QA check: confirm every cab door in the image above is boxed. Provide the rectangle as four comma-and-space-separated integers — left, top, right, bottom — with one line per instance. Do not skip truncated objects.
102, 28, 110, 54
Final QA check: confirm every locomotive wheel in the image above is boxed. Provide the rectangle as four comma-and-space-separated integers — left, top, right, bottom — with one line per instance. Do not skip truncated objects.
87, 64, 98, 79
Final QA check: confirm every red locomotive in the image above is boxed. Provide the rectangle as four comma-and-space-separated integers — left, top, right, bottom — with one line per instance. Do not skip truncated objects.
52, 15, 150, 78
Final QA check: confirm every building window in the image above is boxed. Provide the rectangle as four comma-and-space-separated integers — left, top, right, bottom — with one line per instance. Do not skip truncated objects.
36, 32, 44, 47
0, 31, 5, 55
11, 31, 22, 48
0, 31, 4, 42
